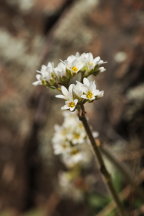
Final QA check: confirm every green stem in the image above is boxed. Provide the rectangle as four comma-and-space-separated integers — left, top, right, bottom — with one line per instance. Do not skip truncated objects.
78, 104, 126, 216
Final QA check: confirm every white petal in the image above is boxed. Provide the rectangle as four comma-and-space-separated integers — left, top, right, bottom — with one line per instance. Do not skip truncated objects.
99, 67, 106, 72
83, 78, 90, 86
61, 86, 68, 96
95, 90, 104, 98
36, 74, 41, 80
99, 90, 104, 97
36, 70, 41, 73
70, 107, 75, 111
81, 95, 87, 99
74, 99, 78, 104
41, 65, 47, 70
68, 84, 74, 94
32, 80, 41, 86
94, 56, 100, 62
91, 81, 96, 91
61, 105, 69, 110
55, 94, 65, 99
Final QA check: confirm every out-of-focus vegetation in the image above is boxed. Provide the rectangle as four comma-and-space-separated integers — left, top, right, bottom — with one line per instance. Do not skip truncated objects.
0, 0, 144, 215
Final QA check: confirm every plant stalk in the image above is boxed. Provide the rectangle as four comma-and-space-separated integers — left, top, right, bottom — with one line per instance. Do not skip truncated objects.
100, 144, 144, 201
78, 105, 126, 216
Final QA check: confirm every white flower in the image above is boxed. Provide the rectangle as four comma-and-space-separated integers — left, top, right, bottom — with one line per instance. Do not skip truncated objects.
55, 62, 67, 78
80, 52, 96, 70
32, 62, 55, 86
67, 128, 86, 144
53, 140, 71, 155
52, 125, 71, 154
80, 53, 95, 67
61, 99, 78, 111
56, 84, 78, 111
56, 84, 74, 100
63, 149, 83, 167
63, 53, 84, 74
81, 78, 104, 101
32, 74, 42, 86
80, 53, 106, 76
94, 56, 106, 65
73, 81, 85, 98
32, 65, 48, 86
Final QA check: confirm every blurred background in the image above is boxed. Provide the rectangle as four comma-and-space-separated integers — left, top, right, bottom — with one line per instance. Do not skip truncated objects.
0, 0, 144, 215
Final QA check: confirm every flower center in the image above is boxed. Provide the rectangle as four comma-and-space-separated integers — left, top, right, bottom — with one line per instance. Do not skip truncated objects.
62, 143, 68, 149
73, 132, 80, 140
71, 66, 78, 72
86, 91, 93, 99
88, 62, 94, 66
68, 102, 75, 108
70, 148, 79, 155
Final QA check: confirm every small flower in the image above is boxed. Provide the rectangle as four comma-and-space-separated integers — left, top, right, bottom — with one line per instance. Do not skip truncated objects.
67, 130, 86, 144
63, 149, 83, 167
56, 84, 78, 111
80, 53, 106, 76
81, 53, 96, 70
73, 81, 85, 99
54, 62, 67, 80
61, 99, 78, 111
56, 84, 74, 100
81, 78, 104, 101
32, 74, 42, 86
53, 140, 71, 155
32, 62, 56, 87
52, 125, 71, 155
32, 65, 48, 86
63, 53, 84, 75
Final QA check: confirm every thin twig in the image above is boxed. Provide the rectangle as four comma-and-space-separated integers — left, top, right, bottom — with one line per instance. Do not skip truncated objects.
78, 104, 126, 216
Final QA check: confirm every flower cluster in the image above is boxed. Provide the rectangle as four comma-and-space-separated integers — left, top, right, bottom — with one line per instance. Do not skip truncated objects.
33, 52, 105, 88
33, 52, 105, 111
52, 111, 98, 167
56, 77, 104, 111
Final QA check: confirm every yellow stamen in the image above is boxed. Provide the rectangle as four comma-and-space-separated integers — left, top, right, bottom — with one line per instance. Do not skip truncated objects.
71, 66, 78, 72
73, 132, 80, 140
70, 148, 79, 155
62, 143, 68, 149
86, 91, 93, 99
68, 102, 75, 108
